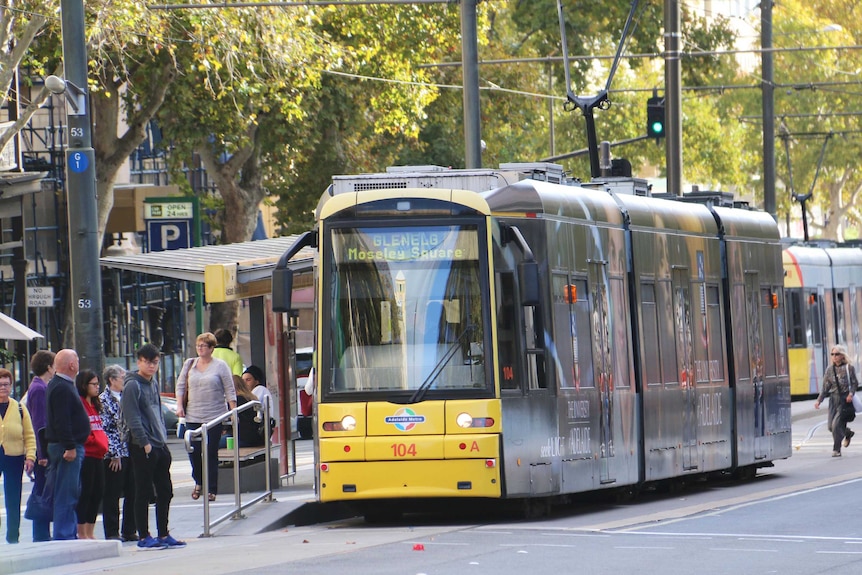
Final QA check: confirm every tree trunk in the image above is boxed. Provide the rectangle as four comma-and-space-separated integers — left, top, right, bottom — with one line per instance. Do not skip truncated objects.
195, 122, 267, 335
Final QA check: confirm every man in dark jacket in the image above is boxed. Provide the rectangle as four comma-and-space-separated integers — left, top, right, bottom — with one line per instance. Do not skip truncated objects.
45, 348, 88, 540
121, 343, 185, 549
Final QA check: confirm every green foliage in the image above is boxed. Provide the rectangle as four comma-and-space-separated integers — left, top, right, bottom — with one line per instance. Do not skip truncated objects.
726, 0, 862, 239
0, 347, 16, 365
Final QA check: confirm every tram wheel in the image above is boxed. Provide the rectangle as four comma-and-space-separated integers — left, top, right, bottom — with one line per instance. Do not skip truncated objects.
520, 498, 551, 520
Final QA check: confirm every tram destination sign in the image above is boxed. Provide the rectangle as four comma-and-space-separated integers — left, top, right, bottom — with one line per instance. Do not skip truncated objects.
336, 229, 478, 263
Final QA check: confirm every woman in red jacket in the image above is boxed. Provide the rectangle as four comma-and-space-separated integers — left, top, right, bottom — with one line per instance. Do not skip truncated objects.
76, 370, 108, 539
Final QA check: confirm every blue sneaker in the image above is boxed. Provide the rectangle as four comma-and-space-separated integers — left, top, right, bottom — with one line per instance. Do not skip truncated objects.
159, 534, 187, 549
137, 535, 168, 550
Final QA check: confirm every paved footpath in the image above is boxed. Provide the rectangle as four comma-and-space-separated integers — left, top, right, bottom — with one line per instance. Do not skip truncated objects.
0, 438, 321, 575
0, 400, 847, 575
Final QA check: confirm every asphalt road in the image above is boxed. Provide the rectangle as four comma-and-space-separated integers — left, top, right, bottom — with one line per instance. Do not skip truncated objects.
8, 403, 862, 575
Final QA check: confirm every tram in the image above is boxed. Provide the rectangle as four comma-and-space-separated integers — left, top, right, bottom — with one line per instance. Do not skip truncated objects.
273, 164, 792, 507
783, 242, 862, 396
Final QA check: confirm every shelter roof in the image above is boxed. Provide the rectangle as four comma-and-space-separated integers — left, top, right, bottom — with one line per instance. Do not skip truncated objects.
100, 236, 313, 302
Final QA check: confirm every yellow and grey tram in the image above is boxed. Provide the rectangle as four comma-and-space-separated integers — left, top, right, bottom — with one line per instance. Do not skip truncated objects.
273, 164, 792, 506
784, 242, 862, 396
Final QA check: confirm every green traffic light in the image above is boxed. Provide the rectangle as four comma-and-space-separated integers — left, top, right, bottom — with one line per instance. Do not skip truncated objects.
651, 121, 664, 135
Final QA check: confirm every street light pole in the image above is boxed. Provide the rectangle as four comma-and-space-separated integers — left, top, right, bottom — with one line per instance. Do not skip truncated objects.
461, 0, 482, 169
56, 0, 104, 374
761, 0, 777, 219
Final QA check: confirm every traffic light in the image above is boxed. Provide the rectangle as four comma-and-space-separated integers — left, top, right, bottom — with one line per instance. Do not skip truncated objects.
646, 96, 665, 139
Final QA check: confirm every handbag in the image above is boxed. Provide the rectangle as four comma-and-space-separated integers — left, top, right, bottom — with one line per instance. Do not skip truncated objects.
847, 365, 862, 413
177, 358, 196, 411
842, 400, 857, 422
24, 465, 54, 522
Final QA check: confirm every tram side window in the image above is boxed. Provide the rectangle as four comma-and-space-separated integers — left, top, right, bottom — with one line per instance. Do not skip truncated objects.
657, 280, 679, 385
836, 291, 847, 345
692, 281, 708, 383
706, 285, 724, 381
733, 284, 751, 380
640, 282, 662, 386
552, 273, 575, 389
808, 290, 822, 346
610, 278, 629, 390
760, 287, 777, 377
785, 289, 806, 348
775, 285, 788, 376
496, 272, 519, 390
573, 279, 593, 389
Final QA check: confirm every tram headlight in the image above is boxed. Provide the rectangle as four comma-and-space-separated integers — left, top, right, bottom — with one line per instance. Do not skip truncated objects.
455, 413, 495, 428
322, 414, 357, 432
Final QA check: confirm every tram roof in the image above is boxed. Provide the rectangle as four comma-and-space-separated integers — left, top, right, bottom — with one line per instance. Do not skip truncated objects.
100, 236, 313, 303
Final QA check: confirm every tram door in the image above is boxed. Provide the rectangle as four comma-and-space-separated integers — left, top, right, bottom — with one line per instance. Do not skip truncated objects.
673, 269, 697, 471
745, 273, 768, 460
589, 262, 614, 483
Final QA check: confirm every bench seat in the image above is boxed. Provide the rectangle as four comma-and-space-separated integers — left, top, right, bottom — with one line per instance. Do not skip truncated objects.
217, 444, 280, 463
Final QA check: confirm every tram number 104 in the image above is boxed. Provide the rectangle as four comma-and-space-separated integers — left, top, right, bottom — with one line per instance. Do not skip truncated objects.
391, 443, 418, 457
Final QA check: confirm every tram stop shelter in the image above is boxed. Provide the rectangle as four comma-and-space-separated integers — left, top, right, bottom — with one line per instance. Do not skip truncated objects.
100, 235, 314, 472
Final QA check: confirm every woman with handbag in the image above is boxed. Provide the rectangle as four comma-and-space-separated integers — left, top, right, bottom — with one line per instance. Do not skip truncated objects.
0, 367, 37, 544
814, 344, 859, 457
175, 332, 236, 501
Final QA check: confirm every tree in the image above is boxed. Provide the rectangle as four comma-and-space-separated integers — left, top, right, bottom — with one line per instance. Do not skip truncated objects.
273, 4, 464, 234
0, 4, 52, 166
395, 1, 743, 190
769, 0, 862, 240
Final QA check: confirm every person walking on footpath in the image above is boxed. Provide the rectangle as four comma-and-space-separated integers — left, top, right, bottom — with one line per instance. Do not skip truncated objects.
75, 371, 108, 540
212, 328, 243, 376
45, 349, 89, 540
122, 343, 185, 550
815, 344, 859, 457
0, 368, 37, 544
176, 332, 236, 502
100, 364, 136, 542
24, 350, 54, 541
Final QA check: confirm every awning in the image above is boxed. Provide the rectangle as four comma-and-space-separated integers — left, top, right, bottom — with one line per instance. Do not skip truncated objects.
99, 236, 314, 303
0, 312, 44, 340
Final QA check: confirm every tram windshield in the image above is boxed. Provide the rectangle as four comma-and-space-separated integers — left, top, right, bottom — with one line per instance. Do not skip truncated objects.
326, 224, 488, 396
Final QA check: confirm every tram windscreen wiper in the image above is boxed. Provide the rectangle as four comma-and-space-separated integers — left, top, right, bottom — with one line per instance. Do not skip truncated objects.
408, 324, 476, 404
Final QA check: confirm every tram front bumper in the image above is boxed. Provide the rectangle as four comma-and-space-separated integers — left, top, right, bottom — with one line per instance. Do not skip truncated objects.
318, 458, 501, 502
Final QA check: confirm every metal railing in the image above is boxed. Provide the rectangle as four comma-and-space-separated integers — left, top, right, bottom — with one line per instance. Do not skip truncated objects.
182, 399, 274, 537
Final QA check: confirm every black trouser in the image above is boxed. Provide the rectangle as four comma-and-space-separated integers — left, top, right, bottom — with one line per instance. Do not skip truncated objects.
129, 444, 173, 539
102, 456, 136, 540
830, 408, 851, 452
76, 456, 104, 524
187, 423, 222, 494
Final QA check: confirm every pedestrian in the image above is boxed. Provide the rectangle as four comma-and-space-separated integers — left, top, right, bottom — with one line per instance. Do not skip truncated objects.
75, 370, 108, 540
212, 328, 244, 376
814, 344, 859, 457
44, 348, 89, 540
24, 350, 54, 541
100, 364, 136, 542
121, 343, 185, 549
0, 368, 37, 544
242, 365, 272, 421
220, 375, 265, 449
176, 332, 236, 501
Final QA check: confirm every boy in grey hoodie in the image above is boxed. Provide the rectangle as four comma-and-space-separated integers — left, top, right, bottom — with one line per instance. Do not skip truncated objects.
121, 343, 185, 550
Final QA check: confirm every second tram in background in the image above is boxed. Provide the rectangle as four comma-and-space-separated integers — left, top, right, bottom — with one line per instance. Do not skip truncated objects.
784, 241, 862, 397
273, 163, 792, 513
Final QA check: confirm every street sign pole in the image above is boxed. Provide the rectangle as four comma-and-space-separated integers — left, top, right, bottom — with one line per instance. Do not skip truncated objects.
59, 0, 104, 374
